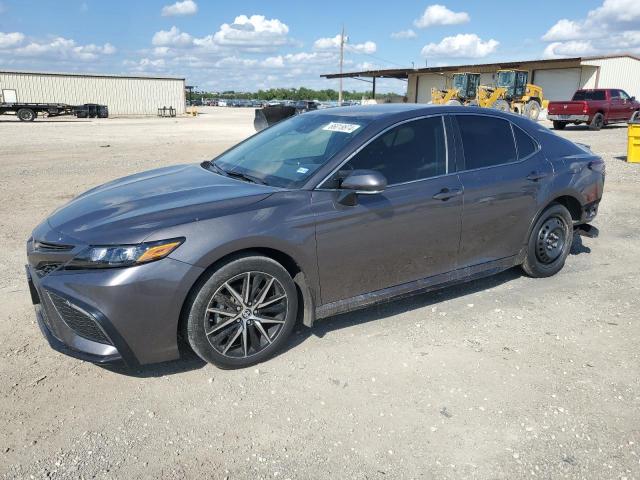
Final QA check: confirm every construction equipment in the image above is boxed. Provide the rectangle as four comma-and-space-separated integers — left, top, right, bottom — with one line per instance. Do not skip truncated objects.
431, 72, 481, 105
476, 69, 547, 120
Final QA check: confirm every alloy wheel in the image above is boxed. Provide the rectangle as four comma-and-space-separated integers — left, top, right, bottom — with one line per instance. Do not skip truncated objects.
203, 271, 288, 358
535, 217, 567, 264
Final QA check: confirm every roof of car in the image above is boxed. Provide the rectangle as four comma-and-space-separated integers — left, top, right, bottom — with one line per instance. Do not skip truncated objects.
307, 103, 523, 120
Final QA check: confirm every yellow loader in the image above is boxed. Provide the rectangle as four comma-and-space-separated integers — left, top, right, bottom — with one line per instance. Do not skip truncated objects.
431, 72, 481, 105
475, 69, 547, 120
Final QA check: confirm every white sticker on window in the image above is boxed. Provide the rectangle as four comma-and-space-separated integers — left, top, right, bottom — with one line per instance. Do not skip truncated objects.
296, 167, 309, 174
322, 122, 361, 134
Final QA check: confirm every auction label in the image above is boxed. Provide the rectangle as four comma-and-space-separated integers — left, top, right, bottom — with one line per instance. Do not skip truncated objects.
322, 122, 361, 134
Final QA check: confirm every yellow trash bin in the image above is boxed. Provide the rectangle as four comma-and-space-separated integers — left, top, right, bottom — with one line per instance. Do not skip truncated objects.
629, 122, 640, 163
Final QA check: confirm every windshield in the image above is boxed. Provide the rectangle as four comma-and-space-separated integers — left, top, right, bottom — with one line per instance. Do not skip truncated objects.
213, 114, 372, 188
452, 74, 466, 91
572, 90, 606, 101
496, 71, 515, 88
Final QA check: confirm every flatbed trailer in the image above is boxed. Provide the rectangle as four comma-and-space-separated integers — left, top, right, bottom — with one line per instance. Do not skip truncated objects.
0, 102, 75, 121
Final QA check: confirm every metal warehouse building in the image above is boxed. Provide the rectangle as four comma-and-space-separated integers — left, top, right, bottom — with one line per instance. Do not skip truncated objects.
323, 54, 640, 103
0, 71, 186, 115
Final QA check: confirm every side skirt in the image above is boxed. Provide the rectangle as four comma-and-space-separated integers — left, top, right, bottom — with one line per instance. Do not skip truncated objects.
315, 255, 521, 320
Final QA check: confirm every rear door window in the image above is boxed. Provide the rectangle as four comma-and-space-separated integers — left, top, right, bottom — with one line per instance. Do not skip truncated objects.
572, 90, 606, 101
513, 125, 538, 160
456, 115, 517, 170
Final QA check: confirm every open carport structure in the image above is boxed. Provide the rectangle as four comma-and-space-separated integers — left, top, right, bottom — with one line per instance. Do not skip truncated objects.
322, 54, 640, 102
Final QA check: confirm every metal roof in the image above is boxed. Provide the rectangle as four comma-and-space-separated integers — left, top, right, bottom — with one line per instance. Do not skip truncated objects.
0, 70, 185, 81
321, 54, 640, 79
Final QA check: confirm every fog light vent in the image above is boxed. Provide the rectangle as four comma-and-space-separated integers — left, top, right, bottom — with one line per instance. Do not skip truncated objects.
48, 292, 113, 345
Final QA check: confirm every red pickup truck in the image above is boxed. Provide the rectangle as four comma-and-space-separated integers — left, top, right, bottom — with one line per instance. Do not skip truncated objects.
547, 88, 640, 131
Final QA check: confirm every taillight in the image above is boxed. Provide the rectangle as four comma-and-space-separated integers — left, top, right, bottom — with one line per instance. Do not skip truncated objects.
588, 158, 605, 175
583, 102, 588, 114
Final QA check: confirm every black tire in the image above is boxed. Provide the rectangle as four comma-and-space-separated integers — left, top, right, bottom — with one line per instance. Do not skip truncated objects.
184, 255, 298, 369
589, 112, 604, 131
17, 108, 36, 122
522, 203, 573, 278
552, 121, 567, 130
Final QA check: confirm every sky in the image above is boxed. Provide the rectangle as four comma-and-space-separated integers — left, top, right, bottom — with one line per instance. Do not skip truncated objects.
0, 0, 639, 94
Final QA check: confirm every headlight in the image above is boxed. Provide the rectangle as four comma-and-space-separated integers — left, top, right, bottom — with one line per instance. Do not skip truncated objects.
66, 238, 184, 269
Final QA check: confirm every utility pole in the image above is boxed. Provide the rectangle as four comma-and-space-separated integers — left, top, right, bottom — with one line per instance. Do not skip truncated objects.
338, 25, 345, 105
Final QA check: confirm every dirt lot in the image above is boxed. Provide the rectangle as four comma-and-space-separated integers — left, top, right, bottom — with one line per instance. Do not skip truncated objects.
1, 107, 639, 479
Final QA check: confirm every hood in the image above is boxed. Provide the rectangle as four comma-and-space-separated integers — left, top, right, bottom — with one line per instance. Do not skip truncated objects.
44, 163, 277, 244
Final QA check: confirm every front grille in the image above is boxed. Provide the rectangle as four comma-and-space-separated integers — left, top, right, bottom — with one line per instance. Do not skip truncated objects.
34, 241, 74, 252
48, 292, 113, 345
35, 263, 62, 278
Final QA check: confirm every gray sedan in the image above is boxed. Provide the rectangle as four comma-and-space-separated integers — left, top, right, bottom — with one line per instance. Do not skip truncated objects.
26, 105, 604, 368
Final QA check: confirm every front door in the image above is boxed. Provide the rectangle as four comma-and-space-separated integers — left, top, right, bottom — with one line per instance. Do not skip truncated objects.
453, 114, 553, 267
311, 115, 463, 305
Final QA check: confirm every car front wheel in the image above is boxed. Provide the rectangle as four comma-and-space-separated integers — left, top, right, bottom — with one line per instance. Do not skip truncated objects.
184, 255, 298, 369
522, 203, 573, 278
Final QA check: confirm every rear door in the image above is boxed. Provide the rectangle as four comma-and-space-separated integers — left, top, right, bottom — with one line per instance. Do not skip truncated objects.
452, 114, 552, 267
609, 90, 626, 121
312, 115, 463, 304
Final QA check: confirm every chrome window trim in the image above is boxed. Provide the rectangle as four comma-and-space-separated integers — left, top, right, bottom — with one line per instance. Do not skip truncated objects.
315, 114, 450, 190
452, 112, 541, 174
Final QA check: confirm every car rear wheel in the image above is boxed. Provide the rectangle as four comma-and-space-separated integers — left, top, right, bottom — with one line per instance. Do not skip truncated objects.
552, 121, 567, 130
184, 255, 298, 369
589, 112, 604, 131
522, 203, 573, 278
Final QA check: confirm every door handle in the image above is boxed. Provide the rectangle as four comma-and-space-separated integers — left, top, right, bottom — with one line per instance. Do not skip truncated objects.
432, 187, 463, 201
526, 171, 548, 182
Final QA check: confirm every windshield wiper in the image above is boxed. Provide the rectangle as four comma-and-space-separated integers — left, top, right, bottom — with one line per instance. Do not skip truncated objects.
203, 161, 229, 177
225, 170, 267, 185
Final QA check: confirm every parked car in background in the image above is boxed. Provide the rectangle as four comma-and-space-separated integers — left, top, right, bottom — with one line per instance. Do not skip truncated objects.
548, 89, 640, 130
294, 100, 319, 114
26, 105, 604, 369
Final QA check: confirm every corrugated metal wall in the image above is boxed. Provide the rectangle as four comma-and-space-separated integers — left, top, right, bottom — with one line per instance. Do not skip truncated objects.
581, 57, 640, 99
0, 72, 185, 115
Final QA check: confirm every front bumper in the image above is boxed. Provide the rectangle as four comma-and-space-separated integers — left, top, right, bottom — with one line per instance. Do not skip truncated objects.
547, 114, 589, 122
26, 255, 204, 366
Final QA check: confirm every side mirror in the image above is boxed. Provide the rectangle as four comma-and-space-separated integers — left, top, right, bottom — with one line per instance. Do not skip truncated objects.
631, 96, 637, 102
337, 169, 387, 206
340, 169, 387, 194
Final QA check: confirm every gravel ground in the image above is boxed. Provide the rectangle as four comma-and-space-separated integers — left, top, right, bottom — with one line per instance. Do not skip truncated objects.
0, 107, 639, 480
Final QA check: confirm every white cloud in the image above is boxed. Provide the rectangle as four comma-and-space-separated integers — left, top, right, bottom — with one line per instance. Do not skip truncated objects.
262, 55, 285, 68
543, 41, 596, 58
0, 34, 116, 61
542, 19, 584, 42
414, 4, 470, 28
313, 34, 376, 54
542, 0, 640, 56
152, 26, 193, 47
161, 0, 198, 17
214, 56, 258, 68
391, 29, 417, 39
213, 15, 289, 48
123, 57, 166, 72
421, 33, 498, 58
0, 31, 25, 48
